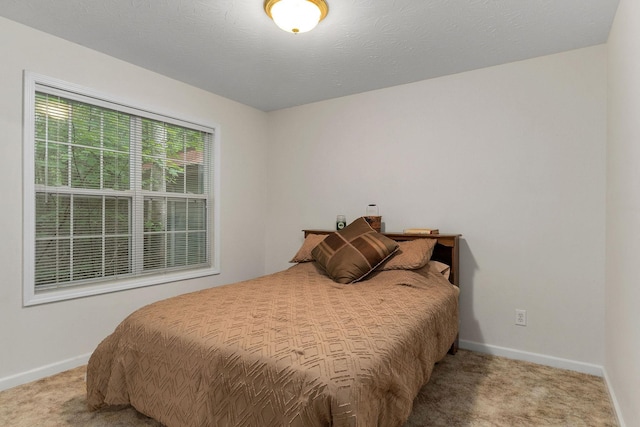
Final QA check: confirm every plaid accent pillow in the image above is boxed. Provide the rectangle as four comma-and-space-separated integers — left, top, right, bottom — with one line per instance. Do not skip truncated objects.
312, 217, 399, 284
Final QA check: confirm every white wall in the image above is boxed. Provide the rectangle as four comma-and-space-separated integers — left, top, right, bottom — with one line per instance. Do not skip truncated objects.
606, 0, 640, 425
266, 46, 607, 369
0, 17, 269, 387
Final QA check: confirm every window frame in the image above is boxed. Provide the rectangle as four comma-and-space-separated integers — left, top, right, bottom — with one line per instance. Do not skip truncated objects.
23, 71, 220, 306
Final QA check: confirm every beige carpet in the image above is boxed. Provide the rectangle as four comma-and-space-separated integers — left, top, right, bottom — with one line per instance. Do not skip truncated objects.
0, 350, 618, 426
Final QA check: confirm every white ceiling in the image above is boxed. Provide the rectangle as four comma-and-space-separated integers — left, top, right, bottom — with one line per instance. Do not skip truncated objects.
0, 0, 619, 111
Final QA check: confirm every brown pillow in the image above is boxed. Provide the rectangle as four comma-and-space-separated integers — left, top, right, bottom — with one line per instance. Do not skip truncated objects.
290, 233, 327, 263
378, 238, 437, 270
414, 260, 452, 283
311, 217, 399, 284
429, 260, 451, 280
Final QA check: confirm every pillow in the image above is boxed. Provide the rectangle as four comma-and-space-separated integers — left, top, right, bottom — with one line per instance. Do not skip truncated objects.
414, 260, 452, 282
311, 217, 399, 284
290, 233, 327, 263
378, 238, 437, 270
429, 260, 451, 280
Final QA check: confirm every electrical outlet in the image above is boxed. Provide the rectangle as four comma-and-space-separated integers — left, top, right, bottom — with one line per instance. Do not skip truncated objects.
515, 309, 527, 326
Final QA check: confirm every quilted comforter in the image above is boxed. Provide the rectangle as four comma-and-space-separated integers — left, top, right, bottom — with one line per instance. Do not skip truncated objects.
86, 262, 459, 427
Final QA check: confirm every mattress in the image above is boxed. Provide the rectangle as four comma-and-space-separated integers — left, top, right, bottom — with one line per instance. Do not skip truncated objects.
86, 261, 459, 427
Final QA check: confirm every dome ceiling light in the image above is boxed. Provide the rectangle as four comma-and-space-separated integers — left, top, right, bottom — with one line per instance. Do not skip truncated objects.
264, 0, 329, 34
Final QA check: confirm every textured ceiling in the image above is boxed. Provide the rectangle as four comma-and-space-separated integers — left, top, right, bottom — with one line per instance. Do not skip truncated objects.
0, 0, 619, 111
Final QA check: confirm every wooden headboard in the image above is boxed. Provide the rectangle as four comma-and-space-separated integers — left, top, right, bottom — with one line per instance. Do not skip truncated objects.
303, 230, 461, 287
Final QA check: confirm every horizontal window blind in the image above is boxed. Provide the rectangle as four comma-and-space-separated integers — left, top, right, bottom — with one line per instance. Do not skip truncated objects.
27, 78, 216, 299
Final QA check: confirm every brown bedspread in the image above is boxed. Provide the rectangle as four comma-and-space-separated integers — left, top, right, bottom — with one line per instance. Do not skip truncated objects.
87, 262, 459, 427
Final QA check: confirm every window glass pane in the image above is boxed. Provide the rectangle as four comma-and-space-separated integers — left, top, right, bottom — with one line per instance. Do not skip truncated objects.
105, 236, 130, 276
70, 146, 101, 189
34, 142, 46, 185
142, 119, 167, 157
47, 108, 70, 143
185, 164, 204, 194
35, 93, 71, 142
188, 232, 207, 265
73, 237, 103, 280
144, 198, 166, 232
35, 238, 71, 286
73, 196, 103, 236
185, 130, 205, 194
104, 198, 131, 278
34, 93, 48, 140
168, 232, 187, 268
105, 197, 130, 235
36, 193, 71, 237
142, 156, 165, 191
103, 151, 130, 190
165, 124, 186, 194
70, 103, 103, 148
102, 110, 130, 151
140, 120, 206, 195
165, 162, 185, 193
35, 142, 70, 187
188, 199, 206, 231
167, 199, 187, 231
144, 233, 166, 271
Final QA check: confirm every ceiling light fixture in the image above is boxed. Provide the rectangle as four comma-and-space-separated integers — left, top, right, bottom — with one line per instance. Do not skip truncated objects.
264, 0, 329, 34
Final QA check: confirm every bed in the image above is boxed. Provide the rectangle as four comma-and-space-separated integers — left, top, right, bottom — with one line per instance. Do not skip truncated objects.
87, 219, 460, 427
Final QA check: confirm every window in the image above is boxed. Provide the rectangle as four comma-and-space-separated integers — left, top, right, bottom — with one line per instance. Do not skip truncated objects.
23, 72, 220, 306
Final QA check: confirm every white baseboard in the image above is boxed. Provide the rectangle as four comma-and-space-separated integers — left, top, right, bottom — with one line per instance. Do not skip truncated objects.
0, 353, 91, 392
459, 339, 604, 376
